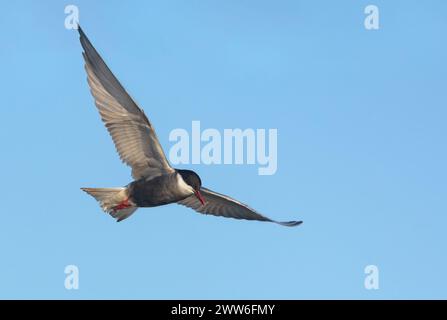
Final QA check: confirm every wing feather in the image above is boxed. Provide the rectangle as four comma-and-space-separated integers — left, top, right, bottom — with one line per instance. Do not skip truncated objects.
178, 188, 302, 227
79, 26, 173, 179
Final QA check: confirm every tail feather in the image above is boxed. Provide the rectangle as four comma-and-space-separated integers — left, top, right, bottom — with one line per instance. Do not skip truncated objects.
81, 187, 137, 222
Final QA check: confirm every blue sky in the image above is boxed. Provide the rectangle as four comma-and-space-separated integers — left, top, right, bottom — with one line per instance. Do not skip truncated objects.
0, 0, 446, 299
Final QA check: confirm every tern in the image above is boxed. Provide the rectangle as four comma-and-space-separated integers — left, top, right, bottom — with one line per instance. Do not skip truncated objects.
78, 26, 302, 227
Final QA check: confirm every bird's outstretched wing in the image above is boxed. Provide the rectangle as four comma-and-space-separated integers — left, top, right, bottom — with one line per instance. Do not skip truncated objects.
78, 26, 173, 179
178, 187, 302, 227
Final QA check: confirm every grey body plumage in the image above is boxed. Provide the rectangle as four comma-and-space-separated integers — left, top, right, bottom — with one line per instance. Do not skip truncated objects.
128, 171, 193, 207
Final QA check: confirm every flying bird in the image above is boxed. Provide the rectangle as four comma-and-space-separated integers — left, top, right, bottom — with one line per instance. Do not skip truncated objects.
78, 26, 302, 227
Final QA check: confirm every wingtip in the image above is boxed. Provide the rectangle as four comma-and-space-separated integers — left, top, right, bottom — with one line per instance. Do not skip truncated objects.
80, 187, 94, 195
278, 220, 303, 227
77, 24, 88, 43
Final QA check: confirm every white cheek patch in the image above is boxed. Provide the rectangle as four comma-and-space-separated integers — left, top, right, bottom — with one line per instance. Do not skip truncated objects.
176, 174, 195, 195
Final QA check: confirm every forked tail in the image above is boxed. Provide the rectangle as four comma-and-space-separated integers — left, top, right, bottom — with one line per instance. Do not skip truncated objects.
81, 187, 137, 222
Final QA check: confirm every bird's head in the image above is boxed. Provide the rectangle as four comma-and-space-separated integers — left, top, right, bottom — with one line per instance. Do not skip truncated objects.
177, 169, 206, 205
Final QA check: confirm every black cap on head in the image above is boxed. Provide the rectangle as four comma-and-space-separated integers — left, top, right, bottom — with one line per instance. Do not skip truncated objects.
177, 169, 202, 191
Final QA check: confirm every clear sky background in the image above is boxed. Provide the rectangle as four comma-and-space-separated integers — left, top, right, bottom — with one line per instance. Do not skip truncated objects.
1, 0, 446, 299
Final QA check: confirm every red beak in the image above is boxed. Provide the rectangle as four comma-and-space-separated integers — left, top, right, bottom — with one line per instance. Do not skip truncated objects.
195, 190, 206, 206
